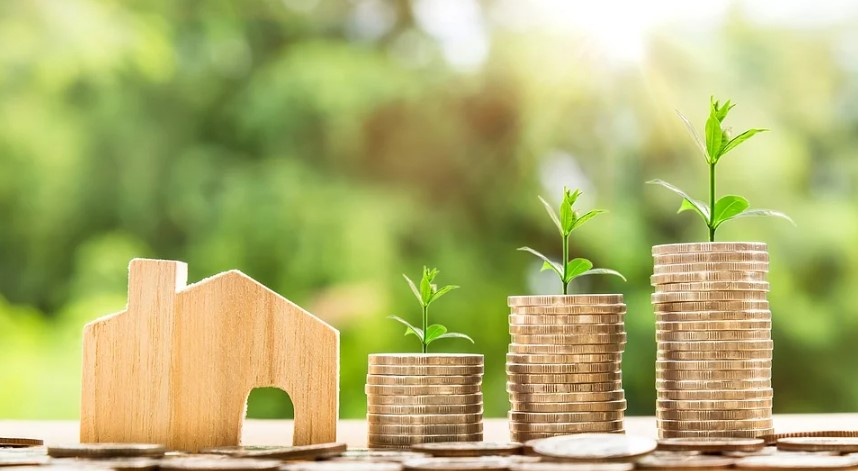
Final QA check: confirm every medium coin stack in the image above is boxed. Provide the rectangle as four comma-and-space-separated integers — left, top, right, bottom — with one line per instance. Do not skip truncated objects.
366, 354, 484, 449
506, 294, 627, 443
652, 242, 774, 439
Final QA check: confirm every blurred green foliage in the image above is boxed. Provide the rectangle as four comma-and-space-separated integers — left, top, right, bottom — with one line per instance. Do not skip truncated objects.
1, 0, 858, 420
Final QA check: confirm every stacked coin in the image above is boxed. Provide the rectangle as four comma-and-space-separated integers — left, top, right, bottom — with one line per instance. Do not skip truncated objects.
366, 354, 484, 449
652, 242, 774, 439
506, 295, 627, 443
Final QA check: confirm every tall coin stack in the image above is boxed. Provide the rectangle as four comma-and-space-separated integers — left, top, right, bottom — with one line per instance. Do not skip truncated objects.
506, 295, 627, 443
652, 242, 774, 439
366, 354, 484, 449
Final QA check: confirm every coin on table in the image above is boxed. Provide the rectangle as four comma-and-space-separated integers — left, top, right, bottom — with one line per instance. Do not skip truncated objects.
368, 434, 483, 447
368, 394, 483, 406
367, 375, 483, 386
655, 310, 771, 322
368, 423, 484, 435
510, 421, 624, 434
509, 305, 627, 315
507, 372, 620, 384
369, 365, 485, 376
759, 431, 858, 445
160, 458, 282, 471
48, 444, 167, 458
656, 359, 772, 371
657, 398, 773, 410
367, 413, 483, 425
0, 437, 43, 448
635, 454, 736, 469
657, 350, 772, 362
653, 281, 770, 292
653, 301, 769, 313
509, 314, 625, 325
656, 368, 771, 381
509, 463, 634, 471
411, 442, 523, 457
508, 295, 624, 306
734, 454, 858, 469
656, 330, 771, 342
656, 378, 771, 391
0, 454, 50, 467
509, 411, 624, 423
657, 340, 773, 352
403, 456, 529, 471
369, 354, 484, 366
776, 437, 858, 453
653, 252, 769, 264
651, 271, 768, 285
652, 291, 768, 304
656, 319, 771, 330
510, 333, 627, 345
656, 388, 773, 401
507, 381, 622, 394
507, 353, 622, 364
652, 243, 767, 254
653, 262, 769, 275
657, 437, 765, 453
510, 399, 627, 413
322, 449, 430, 462
656, 409, 770, 421
366, 384, 482, 396
658, 419, 774, 432
509, 344, 625, 355
508, 390, 625, 403
368, 404, 484, 415
507, 362, 621, 374
52, 457, 162, 470
283, 462, 402, 471
531, 433, 657, 460
201, 443, 348, 460
509, 324, 624, 335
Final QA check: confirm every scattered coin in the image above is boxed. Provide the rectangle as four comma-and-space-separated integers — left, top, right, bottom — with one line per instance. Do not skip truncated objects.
635, 454, 735, 469
52, 457, 162, 470
200, 443, 348, 460
508, 295, 624, 306
403, 456, 526, 471
509, 463, 635, 471
734, 454, 858, 469
410, 442, 523, 457
322, 449, 430, 462
160, 458, 282, 471
0, 438, 43, 448
369, 355, 484, 366
367, 414, 482, 425
47, 444, 167, 459
657, 437, 765, 453
652, 243, 767, 254
759, 431, 858, 446
776, 437, 858, 453
531, 433, 657, 460
282, 462, 403, 471
0, 455, 50, 467
366, 375, 483, 386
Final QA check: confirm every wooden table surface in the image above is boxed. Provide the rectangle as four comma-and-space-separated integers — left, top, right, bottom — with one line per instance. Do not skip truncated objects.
1, 415, 856, 447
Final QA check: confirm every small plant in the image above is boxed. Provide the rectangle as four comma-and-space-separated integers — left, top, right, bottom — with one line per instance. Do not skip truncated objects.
649, 97, 793, 242
388, 267, 474, 353
518, 187, 626, 295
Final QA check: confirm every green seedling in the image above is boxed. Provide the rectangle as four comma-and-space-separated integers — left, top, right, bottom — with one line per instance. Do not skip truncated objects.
649, 97, 794, 241
518, 187, 626, 295
388, 266, 474, 353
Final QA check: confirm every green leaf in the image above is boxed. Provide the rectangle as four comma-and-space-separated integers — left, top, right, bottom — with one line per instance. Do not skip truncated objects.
678, 199, 710, 226
387, 315, 424, 342
538, 195, 563, 235
733, 209, 796, 226
424, 324, 447, 344
559, 188, 580, 235
429, 285, 459, 304
720, 128, 768, 158
570, 209, 606, 232
713, 98, 734, 121
647, 179, 711, 221
577, 268, 627, 282
433, 332, 475, 344
676, 110, 709, 163
563, 258, 594, 283
419, 266, 437, 305
705, 113, 723, 163
402, 274, 422, 306
712, 195, 750, 228
517, 247, 562, 279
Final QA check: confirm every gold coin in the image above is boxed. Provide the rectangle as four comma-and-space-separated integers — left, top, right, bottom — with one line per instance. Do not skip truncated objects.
656, 437, 766, 453
733, 454, 858, 470
654, 281, 770, 292
657, 398, 773, 410
511, 333, 627, 345
656, 359, 772, 371
510, 305, 627, 315
657, 350, 772, 361
654, 262, 768, 274
400, 457, 539, 471
508, 391, 625, 403
656, 330, 770, 342
367, 394, 483, 406
507, 372, 620, 384
366, 413, 482, 425
656, 409, 771, 421
657, 389, 773, 401
656, 310, 771, 322
655, 378, 771, 390
510, 399, 627, 413
654, 252, 769, 264
367, 404, 484, 415
651, 271, 768, 285
322, 449, 431, 463
635, 455, 736, 469
367, 422, 483, 435
366, 375, 482, 386
509, 314, 625, 325
652, 242, 767, 255
509, 411, 624, 423
510, 421, 624, 433
508, 295, 624, 306
201, 443, 348, 460
506, 353, 622, 364
659, 429, 773, 439
508, 463, 635, 471
775, 437, 858, 453
657, 419, 774, 431
0, 437, 43, 448
367, 434, 483, 447
369, 354, 483, 366
159, 458, 282, 471
368, 365, 484, 376
652, 291, 768, 303
656, 321, 771, 331
507, 381, 622, 394
365, 384, 482, 396
506, 362, 621, 374
509, 324, 624, 335
530, 433, 653, 460
509, 343, 625, 354
653, 301, 769, 313
658, 340, 773, 351
47, 444, 166, 458
656, 369, 771, 381
411, 442, 524, 458
759, 431, 858, 446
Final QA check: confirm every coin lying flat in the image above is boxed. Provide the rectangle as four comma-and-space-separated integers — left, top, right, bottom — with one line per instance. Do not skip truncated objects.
368, 404, 484, 415
509, 314, 625, 325
655, 311, 771, 322
508, 391, 625, 403
509, 463, 635, 471
657, 398, 773, 410
532, 433, 657, 460
759, 431, 858, 446
48, 444, 167, 458
507, 372, 620, 384
403, 456, 527, 471
508, 295, 624, 306
369, 365, 485, 376
509, 324, 624, 335
509, 344, 624, 355
367, 414, 482, 425
510, 400, 627, 413
509, 411, 623, 422
411, 442, 523, 457
283, 462, 402, 471
368, 394, 483, 406
369, 354, 484, 366
507, 362, 621, 374
510, 306, 627, 315
654, 281, 770, 292
507, 353, 621, 364
656, 409, 770, 421
366, 384, 482, 395
510, 421, 624, 433
636, 454, 736, 469
656, 437, 765, 453
201, 443, 348, 460
734, 454, 858, 469
0, 455, 50, 467
160, 458, 282, 471
656, 369, 771, 381
51, 457, 161, 470
658, 419, 774, 431
651, 272, 768, 285
507, 381, 622, 394
652, 243, 767, 254
366, 375, 483, 386
0, 438, 43, 448
776, 437, 858, 453
322, 449, 430, 462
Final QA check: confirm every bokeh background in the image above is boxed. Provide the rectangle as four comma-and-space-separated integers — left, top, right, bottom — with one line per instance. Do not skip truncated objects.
2, 0, 857, 420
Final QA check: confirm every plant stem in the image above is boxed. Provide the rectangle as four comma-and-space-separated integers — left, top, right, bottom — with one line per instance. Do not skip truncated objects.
421, 304, 428, 354
561, 232, 569, 295
708, 162, 716, 242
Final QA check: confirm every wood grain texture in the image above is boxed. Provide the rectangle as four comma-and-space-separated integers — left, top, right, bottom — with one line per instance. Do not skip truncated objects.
81, 259, 339, 451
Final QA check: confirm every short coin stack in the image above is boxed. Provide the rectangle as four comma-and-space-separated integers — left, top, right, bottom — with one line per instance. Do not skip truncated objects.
652, 242, 774, 439
366, 354, 484, 449
506, 294, 627, 442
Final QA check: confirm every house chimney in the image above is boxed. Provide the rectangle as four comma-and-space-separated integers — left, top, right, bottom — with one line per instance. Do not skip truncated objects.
128, 259, 188, 312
